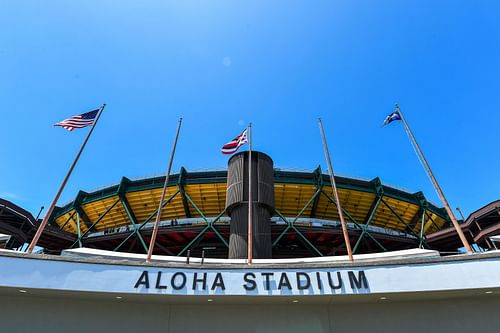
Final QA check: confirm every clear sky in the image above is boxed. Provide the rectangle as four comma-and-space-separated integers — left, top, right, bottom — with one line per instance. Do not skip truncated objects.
1, 0, 499, 219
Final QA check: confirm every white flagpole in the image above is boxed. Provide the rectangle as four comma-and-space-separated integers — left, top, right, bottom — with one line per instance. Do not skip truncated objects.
27, 104, 106, 253
395, 105, 473, 254
247, 124, 253, 265
146, 118, 183, 262
318, 118, 354, 261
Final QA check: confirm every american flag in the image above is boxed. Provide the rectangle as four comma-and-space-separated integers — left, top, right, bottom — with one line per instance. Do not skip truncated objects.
221, 129, 248, 154
54, 109, 99, 131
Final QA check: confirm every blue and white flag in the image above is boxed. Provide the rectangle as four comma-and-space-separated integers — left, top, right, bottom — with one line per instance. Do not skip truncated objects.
383, 111, 402, 126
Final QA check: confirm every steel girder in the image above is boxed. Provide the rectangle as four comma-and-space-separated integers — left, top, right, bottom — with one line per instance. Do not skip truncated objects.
272, 167, 324, 256
55, 167, 444, 257
176, 169, 228, 256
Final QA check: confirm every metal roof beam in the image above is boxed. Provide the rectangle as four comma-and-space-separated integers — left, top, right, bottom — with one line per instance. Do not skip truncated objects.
352, 178, 385, 253
178, 167, 192, 218
70, 197, 121, 248
113, 190, 180, 252
321, 189, 387, 252
408, 207, 424, 231
73, 191, 93, 230
60, 211, 76, 230
411, 192, 429, 233
75, 208, 92, 230
381, 198, 428, 248
118, 191, 149, 254
353, 180, 384, 254
272, 185, 320, 248
51, 171, 449, 232
419, 208, 427, 249
74, 212, 82, 248
310, 166, 323, 218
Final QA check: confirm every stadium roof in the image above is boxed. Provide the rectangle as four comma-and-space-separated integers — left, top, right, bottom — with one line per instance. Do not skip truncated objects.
51, 167, 450, 238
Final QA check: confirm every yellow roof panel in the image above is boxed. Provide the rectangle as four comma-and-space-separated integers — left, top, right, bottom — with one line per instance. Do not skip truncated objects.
55, 180, 445, 237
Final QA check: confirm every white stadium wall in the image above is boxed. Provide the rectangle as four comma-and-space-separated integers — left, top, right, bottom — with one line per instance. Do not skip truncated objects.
0, 293, 499, 333
0, 249, 500, 332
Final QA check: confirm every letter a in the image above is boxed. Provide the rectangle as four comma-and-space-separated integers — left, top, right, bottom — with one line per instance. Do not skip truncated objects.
134, 271, 150, 289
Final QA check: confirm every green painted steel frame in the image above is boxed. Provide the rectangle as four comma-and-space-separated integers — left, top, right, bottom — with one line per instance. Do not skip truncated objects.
119, 192, 149, 253
75, 212, 82, 248
176, 208, 228, 256
272, 167, 324, 257
273, 208, 323, 257
108, 171, 230, 256
320, 189, 388, 253
176, 169, 229, 256
419, 208, 426, 249
60, 211, 76, 230
52, 167, 448, 257
380, 197, 429, 248
70, 197, 121, 248
352, 183, 384, 254
113, 189, 180, 252
51, 169, 449, 224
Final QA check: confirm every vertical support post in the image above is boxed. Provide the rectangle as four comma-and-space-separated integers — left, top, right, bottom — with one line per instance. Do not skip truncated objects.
396, 105, 473, 254
27, 104, 106, 253
70, 197, 120, 248
75, 213, 82, 248
146, 118, 183, 262
419, 209, 426, 249
318, 118, 353, 261
247, 123, 253, 265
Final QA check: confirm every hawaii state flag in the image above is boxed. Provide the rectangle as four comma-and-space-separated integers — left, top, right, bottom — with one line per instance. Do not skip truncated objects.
221, 129, 248, 154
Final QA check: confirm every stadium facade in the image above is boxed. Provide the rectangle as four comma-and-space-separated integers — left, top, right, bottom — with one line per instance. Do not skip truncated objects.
0, 151, 499, 333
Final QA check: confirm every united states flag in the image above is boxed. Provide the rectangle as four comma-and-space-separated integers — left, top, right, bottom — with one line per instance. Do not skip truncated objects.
54, 109, 99, 131
221, 129, 248, 154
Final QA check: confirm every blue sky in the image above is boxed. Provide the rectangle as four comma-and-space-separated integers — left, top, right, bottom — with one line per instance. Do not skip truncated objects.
1, 0, 499, 218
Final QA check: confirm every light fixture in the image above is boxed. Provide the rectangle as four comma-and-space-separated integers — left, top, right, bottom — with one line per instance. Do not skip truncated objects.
485, 291, 494, 294
379, 296, 387, 300
19, 290, 27, 293
207, 299, 214, 302
292, 300, 299, 303
115, 296, 123, 299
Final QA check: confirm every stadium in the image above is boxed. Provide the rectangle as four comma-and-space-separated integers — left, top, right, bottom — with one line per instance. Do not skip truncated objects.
1, 151, 496, 258
0, 150, 500, 333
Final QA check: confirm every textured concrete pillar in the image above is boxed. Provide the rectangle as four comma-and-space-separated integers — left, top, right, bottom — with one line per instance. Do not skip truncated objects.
226, 151, 274, 259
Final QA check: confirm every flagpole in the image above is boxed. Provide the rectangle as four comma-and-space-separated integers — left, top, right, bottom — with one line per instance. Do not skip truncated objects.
318, 118, 354, 261
247, 123, 253, 265
146, 117, 183, 262
395, 105, 473, 254
27, 104, 106, 253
